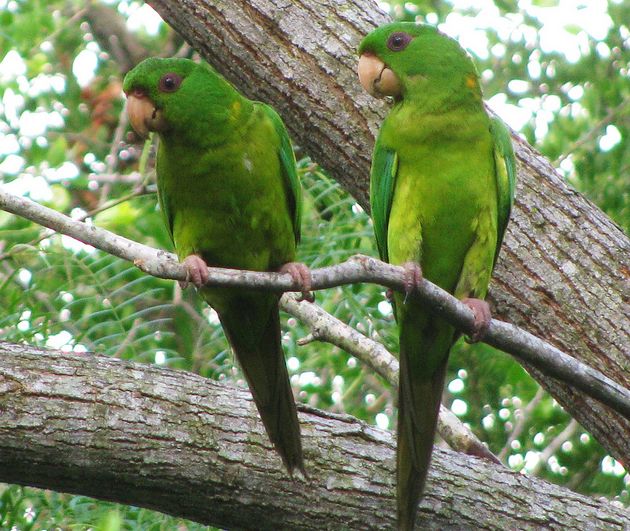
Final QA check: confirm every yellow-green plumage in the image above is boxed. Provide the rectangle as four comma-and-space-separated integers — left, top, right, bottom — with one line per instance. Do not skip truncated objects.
123, 58, 304, 473
359, 23, 516, 529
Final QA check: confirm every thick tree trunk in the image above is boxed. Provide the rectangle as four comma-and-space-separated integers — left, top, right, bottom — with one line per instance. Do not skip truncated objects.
146, 0, 629, 464
0, 342, 626, 530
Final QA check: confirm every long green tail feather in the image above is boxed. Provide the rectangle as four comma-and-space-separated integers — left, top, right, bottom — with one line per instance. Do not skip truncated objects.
396, 305, 453, 530
217, 295, 304, 474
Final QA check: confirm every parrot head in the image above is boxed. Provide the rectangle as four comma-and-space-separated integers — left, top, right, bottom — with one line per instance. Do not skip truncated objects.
123, 57, 236, 140
357, 22, 480, 102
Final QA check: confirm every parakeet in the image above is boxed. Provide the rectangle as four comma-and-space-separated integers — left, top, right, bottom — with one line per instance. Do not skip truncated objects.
123, 57, 310, 474
358, 23, 516, 529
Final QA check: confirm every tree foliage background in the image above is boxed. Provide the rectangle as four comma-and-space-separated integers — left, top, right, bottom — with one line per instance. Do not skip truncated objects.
0, 0, 628, 528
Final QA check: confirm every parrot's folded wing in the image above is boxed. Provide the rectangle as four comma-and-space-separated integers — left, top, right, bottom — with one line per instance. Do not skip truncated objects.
370, 145, 398, 263
490, 116, 517, 264
258, 103, 302, 244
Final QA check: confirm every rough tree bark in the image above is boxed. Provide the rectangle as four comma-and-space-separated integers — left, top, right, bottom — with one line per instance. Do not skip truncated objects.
0, 342, 626, 530
145, 0, 630, 464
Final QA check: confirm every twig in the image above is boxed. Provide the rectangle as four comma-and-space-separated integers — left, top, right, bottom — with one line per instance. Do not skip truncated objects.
98, 105, 130, 206
282, 295, 399, 384
555, 100, 630, 164
86, 184, 155, 219
566, 451, 600, 491
27, 7, 88, 55
85, 172, 144, 184
529, 418, 579, 476
1, 188, 629, 421
499, 387, 546, 461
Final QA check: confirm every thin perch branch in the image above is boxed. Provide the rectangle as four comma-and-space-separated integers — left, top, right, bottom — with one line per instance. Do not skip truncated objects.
0, 188, 628, 420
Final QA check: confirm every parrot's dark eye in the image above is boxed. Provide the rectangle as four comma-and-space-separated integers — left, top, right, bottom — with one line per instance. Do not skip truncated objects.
387, 32, 413, 52
159, 73, 182, 93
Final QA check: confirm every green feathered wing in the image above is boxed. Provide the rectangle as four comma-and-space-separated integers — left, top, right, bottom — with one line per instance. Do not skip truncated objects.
370, 146, 398, 263
490, 116, 517, 263
260, 104, 302, 245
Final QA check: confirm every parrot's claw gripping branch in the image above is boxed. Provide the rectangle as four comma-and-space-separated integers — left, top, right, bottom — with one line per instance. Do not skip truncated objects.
401, 261, 423, 304
181, 254, 210, 289
0, 190, 629, 421
462, 298, 492, 342
279, 261, 314, 302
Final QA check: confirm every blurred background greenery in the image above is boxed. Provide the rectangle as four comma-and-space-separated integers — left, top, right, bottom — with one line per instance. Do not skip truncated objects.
0, 0, 628, 529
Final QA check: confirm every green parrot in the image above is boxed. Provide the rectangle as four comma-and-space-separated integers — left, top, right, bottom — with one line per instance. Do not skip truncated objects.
358, 23, 516, 529
123, 57, 311, 474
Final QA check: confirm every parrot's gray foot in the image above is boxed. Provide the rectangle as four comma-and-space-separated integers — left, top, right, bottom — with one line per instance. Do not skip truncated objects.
402, 261, 423, 303
462, 298, 491, 342
280, 262, 314, 302
180, 254, 209, 289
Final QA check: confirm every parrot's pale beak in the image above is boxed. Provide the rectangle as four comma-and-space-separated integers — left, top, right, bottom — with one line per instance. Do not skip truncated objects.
126, 90, 167, 139
357, 54, 401, 98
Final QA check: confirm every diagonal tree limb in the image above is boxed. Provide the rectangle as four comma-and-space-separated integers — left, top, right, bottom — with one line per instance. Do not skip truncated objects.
1, 188, 628, 421
281, 294, 501, 464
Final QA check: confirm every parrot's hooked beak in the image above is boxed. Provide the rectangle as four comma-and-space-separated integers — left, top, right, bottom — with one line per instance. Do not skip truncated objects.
125, 89, 167, 139
357, 54, 401, 98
